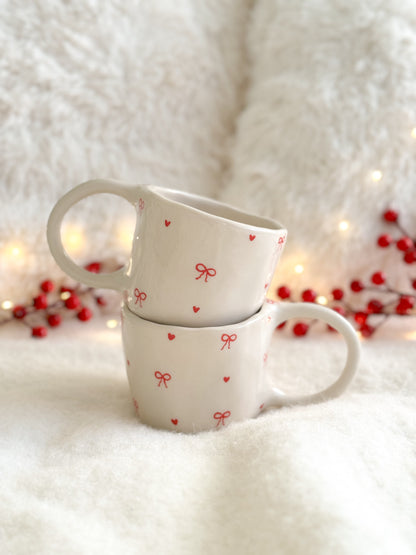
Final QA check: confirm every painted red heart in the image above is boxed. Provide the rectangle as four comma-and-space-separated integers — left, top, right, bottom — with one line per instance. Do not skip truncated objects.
264, 283, 269, 289
193, 306, 200, 313
260, 404, 264, 410
249, 234, 256, 241
168, 333, 175, 340
165, 219, 171, 227
171, 419, 178, 425
223, 377, 230, 383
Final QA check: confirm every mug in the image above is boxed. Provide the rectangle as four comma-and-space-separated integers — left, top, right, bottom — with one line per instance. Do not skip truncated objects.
47, 179, 288, 327
121, 299, 361, 433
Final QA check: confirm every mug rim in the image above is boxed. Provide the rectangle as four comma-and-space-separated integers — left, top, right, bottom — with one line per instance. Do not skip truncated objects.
121, 300, 276, 331
148, 185, 286, 233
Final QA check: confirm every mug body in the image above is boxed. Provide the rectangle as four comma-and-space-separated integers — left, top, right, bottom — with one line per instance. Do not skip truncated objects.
125, 186, 287, 326
121, 301, 275, 433
47, 179, 287, 327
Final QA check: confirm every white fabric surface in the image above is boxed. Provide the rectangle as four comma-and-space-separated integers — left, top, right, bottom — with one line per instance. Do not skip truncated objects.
1, 319, 415, 554
220, 0, 416, 293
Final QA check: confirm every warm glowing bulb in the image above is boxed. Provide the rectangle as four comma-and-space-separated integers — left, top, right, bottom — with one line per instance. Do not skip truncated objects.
338, 220, 349, 231
63, 227, 84, 254
371, 170, 382, 182
60, 291, 71, 300
411, 128, 416, 138
405, 330, 416, 341
294, 264, 304, 274
317, 296, 328, 305
106, 319, 118, 329
356, 331, 363, 340
1, 300, 13, 310
117, 223, 134, 249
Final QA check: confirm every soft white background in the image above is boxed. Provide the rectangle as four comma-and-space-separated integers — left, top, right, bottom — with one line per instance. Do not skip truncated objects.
1, 1, 415, 554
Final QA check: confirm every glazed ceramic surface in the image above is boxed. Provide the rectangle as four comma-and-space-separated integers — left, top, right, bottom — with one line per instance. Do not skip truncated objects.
121, 300, 360, 433
47, 179, 287, 327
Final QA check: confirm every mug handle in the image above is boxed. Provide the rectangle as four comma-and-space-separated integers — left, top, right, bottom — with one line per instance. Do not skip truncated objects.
265, 302, 361, 407
47, 178, 143, 290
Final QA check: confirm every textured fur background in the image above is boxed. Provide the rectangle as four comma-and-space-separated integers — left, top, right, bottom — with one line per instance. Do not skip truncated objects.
2, 0, 416, 304
220, 0, 416, 295
1, 0, 251, 301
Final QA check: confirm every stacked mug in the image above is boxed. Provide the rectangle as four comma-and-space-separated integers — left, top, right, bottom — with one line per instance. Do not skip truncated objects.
47, 179, 360, 433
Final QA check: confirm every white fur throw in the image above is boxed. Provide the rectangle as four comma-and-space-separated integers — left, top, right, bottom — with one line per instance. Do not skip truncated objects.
220, 0, 416, 295
0, 0, 251, 301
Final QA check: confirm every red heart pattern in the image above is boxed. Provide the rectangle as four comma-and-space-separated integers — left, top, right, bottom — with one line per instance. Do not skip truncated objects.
168, 333, 175, 340
193, 306, 200, 313
223, 377, 230, 383
171, 419, 178, 425
249, 234, 256, 241
165, 219, 171, 227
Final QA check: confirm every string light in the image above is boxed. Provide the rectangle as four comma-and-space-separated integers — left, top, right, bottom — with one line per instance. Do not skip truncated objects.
294, 264, 304, 274
60, 291, 71, 300
62, 226, 84, 255
371, 170, 383, 182
338, 220, 350, 232
106, 319, 118, 329
1, 300, 13, 310
317, 296, 328, 305
411, 128, 416, 139
405, 330, 416, 341
117, 221, 134, 249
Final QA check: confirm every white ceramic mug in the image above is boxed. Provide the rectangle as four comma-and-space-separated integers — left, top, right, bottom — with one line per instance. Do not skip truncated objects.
121, 299, 361, 433
47, 179, 287, 327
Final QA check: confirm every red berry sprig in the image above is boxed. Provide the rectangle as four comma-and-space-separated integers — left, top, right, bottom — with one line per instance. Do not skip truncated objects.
0, 261, 113, 338
275, 208, 416, 338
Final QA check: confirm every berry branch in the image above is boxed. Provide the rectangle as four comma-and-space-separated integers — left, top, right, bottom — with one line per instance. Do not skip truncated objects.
0, 262, 113, 338
276, 208, 416, 338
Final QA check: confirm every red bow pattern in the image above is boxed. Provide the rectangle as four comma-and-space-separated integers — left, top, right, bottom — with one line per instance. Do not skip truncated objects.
134, 288, 147, 307
221, 333, 237, 350
195, 263, 216, 282
213, 411, 231, 426
155, 371, 172, 388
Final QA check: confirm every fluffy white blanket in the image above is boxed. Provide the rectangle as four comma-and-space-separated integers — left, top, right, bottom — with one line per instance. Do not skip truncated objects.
1, 320, 415, 554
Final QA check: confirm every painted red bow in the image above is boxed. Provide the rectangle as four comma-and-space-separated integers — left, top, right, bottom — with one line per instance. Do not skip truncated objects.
221, 333, 237, 350
138, 198, 145, 212
277, 235, 286, 250
134, 288, 147, 307
195, 263, 216, 282
213, 411, 231, 426
154, 371, 172, 388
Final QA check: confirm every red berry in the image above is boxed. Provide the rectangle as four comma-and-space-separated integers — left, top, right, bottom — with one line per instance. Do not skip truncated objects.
354, 312, 368, 325
404, 250, 416, 264
32, 326, 47, 338
65, 294, 81, 310
371, 271, 386, 285
12, 305, 27, 319
277, 285, 291, 299
301, 289, 317, 303
331, 288, 344, 301
293, 322, 309, 336
47, 313, 62, 327
332, 306, 346, 317
350, 280, 364, 293
377, 234, 393, 248
84, 262, 101, 273
77, 307, 93, 321
395, 296, 414, 314
367, 299, 384, 314
397, 236, 413, 252
40, 280, 55, 293
95, 296, 107, 306
360, 323, 375, 338
33, 294, 48, 310
383, 209, 399, 222
276, 321, 286, 330
412, 280, 416, 290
